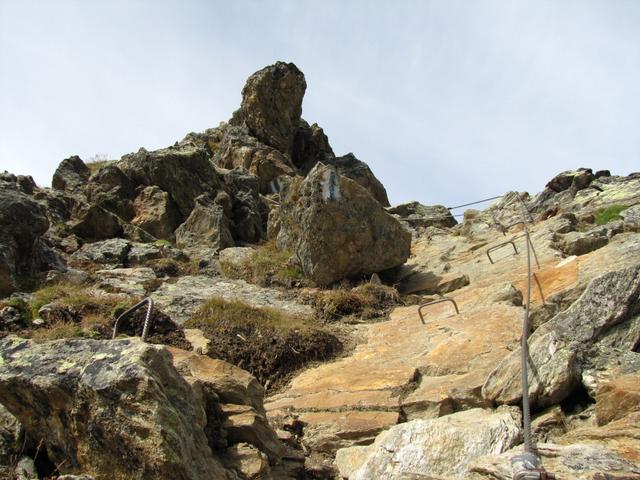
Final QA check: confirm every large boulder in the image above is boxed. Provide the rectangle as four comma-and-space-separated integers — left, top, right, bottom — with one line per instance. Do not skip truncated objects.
275, 163, 411, 286
335, 407, 522, 480
0, 182, 55, 295
482, 263, 640, 408
230, 62, 306, 157
52, 156, 91, 194
119, 145, 221, 219
0, 337, 238, 480
388, 201, 457, 229
175, 192, 235, 251
546, 168, 595, 193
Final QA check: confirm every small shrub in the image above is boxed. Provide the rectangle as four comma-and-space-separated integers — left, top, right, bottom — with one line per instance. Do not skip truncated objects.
594, 205, 628, 225
85, 153, 113, 175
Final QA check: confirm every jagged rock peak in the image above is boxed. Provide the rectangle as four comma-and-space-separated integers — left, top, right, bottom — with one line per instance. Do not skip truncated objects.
230, 61, 306, 157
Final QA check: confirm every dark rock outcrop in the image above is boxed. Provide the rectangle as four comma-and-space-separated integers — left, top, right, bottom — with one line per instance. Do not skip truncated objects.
230, 61, 306, 157
292, 119, 335, 174
275, 163, 410, 286
326, 153, 390, 207
0, 182, 57, 295
388, 201, 457, 229
175, 192, 235, 251
52, 156, 91, 194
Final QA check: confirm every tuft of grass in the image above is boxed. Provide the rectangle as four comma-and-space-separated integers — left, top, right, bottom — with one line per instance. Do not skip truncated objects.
154, 239, 173, 248
220, 241, 304, 287
316, 283, 400, 320
594, 205, 628, 225
184, 297, 310, 335
31, 321, 85, 342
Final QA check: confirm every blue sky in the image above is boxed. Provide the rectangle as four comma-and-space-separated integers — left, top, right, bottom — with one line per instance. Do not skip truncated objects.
1, 0, 639, 206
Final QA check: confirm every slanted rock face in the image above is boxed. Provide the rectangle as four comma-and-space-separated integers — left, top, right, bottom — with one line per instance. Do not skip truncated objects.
52, 156, 91, 194
0, 183, 53, 295
276, 163, 411, 286
230, 62, 306, 157
482, 263, 640, 408
0, 337, 238, 480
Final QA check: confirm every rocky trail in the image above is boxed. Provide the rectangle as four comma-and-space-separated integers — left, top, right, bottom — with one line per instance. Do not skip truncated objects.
0, 61, 639, 479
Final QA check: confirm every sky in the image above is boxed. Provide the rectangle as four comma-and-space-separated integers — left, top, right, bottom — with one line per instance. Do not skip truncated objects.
1, 0, 639, 207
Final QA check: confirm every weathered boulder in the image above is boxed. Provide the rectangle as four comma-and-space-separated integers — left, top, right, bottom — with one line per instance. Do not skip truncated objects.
551, 222, 622, 256
388, 201, 457, 229
230, 62, 306, 157
85, 164, 136, 220
0, 337, 238, 480
335, 407, 522, 480
52, 156, 91, 194
621, 204, 640, 231
95, 267, 157, 296
70, 238, 131, 266
119, 145, 221, 218
175, 192, 235, 251
546, 168, 595, 193
275, 163, 410, 285
215, 125, 296, 194
131, 186, 181, 241
0, 183, 55, 295
482, 264, 640, 408
326, 153, 390, 207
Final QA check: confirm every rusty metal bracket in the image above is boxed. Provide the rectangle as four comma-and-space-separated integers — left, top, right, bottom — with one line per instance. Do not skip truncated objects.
418, 297, 460, 324
112, 297, 155, 341
487, 241, 519, 264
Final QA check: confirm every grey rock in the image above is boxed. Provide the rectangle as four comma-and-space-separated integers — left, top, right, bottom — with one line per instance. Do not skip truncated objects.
230, 61, 306, 157
393, 266, 470, 295
152, 275, 313, 324
468, 443, 640, 480
70, 238, 131, 266
0, 305, 25, 331
69, 203, 124, 240
326, 153, 390, 207
119, 145, 222, 219
96, 267, 157, 296
15, 456, 37, 480
482, 263, 640, 408
0, 337, 239, 480
0, 403, 22, 465
546, 168, 595, 193
0, 183, 55, 296
131, 185, 181, 241
85, 164, 136, 220
275, 163, 410, 286
175, 192, 235, 251
621, 204, 640, 231
221, 168, 264, 244
127, 242, 163, 264
52, 155, 91, 194
292, 119, 334, 174
215, 124, 296, 194
388, 202, 457, 229
551, 223, 621, 256
335, 407, 522, 480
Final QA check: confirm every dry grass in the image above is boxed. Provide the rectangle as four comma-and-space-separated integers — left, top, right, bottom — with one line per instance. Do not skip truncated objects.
31, 321, 85, 342
220, 240, 304, 287
315, 283, 400, 320
184, 297, 311, 334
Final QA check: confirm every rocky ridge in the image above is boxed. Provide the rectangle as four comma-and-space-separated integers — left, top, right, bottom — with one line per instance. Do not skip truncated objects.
1, 62, 639, 479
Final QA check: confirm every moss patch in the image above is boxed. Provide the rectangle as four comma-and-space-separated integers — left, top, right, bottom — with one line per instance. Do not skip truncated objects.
595, 205, 628, 225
